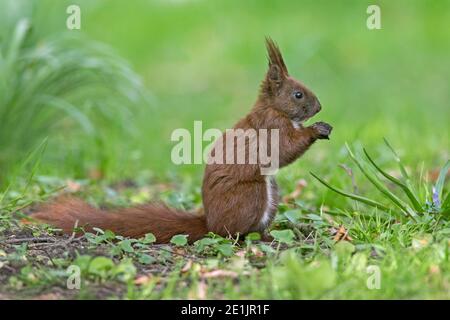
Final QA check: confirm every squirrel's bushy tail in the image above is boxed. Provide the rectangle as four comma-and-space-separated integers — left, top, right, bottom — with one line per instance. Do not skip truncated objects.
30, 197, 207, 243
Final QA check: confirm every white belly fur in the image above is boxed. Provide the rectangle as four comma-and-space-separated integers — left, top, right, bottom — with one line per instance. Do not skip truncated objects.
291, 120, 301, 129
260, 176, 275, 227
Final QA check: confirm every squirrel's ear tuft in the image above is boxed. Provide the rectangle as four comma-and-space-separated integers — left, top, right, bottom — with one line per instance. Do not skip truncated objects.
262, 37, 288, 95
265, 37, 288, 76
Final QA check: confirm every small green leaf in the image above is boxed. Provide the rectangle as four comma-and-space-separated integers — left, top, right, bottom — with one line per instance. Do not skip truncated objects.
194, 237, 219, 252
284, 210, 302, 223
270, 229, 296, 244
114, 259, 137, 281
259, 244, 276, 254
170, 234, 188, 246
109, 245, 123, 257
104, 230, 116, 240
92, 227, 105, 234
88, 256, 115, 276
74, 255, 92, 272
305, 213, 322, 221
245, 232, 261, 241
142, 233, 156, 244
217, 243, 234, 256
138, 254, 156, 265
334, 241, 355, 259
348, 252, 368, 273
119, 239, 134, 253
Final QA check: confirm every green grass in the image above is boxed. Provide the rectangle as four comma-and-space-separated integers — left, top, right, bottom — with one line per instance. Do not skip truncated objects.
0, 173, 448, 299
0, 0, 449, 299
0, 0, 146, 185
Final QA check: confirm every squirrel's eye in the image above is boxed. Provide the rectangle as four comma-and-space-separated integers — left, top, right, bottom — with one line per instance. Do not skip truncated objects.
294, 91, 303, 99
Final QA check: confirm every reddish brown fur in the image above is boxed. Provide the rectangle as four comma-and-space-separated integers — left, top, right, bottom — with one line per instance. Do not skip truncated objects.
32, 196, 207, 243
31, 38, 332, 243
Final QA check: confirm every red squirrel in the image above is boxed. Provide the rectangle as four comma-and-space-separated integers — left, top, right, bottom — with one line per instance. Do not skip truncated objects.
31, 38, 332, 243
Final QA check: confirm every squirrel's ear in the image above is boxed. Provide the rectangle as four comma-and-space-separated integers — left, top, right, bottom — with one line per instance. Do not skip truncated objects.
268, 64, 283, 86
265, 37, 288, 76
263, 37, 288, 95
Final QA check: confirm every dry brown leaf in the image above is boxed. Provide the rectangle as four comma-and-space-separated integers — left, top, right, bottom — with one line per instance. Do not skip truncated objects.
201, 270, 238, 279
197, 281, 208, 300
155, 183, 173, 192
134, 274, 153, 285
427, 168, 450, 183
88, 168, 103, 180
250, 246, 264, 257
235, 250, 246, 258
386, 169, 403, 179
332, 225, 353, 242
173, 247, 187, 256
195, 207, 205, 215
20, 217, 33, 225
33, 293, 62, 300
429, 265, 440, 275
181, 259, 193, 273
188, 280, 208, 300
66, 180, 81, 193
283, 179, 307, 203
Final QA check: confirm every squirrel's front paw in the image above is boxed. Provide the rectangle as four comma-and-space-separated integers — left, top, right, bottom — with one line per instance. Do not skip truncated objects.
311, 121, 333, 140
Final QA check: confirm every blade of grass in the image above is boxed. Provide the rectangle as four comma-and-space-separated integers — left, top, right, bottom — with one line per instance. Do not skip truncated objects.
0, 138, 48, 211
383, 138, 421, 198
383, 138, 410, 180
5, 19, 29, 69
346, 143, 418, 221
442, 192, 450, 210
363, 148, 423, 212
435, 160, 450, 201
23, 137, 48, 195
310, 172, 391, 213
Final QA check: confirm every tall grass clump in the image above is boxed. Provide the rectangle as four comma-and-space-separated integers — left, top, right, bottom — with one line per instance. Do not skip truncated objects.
0, 1, 146, 185
312, 139, 450, 223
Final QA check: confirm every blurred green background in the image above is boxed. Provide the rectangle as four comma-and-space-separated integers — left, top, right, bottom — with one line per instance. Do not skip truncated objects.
0, 0, 449, 189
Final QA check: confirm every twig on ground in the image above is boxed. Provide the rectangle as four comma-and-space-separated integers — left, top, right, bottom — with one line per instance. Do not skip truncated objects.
1, 237, 56, 244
